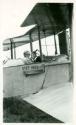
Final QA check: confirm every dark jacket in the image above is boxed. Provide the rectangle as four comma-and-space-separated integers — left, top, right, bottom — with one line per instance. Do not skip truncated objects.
34, 56, 41, 62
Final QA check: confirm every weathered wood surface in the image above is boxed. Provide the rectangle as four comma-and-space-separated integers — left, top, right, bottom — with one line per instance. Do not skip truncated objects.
23, 82, 73, 123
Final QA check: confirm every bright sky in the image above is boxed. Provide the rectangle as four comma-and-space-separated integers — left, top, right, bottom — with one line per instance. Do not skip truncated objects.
0, 0, 37, 40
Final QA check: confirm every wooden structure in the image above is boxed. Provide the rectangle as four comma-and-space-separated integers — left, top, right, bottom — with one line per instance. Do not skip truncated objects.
3, 3, 73, 123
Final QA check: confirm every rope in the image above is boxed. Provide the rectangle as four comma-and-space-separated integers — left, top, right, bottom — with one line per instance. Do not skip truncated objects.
33, 65, 49, 94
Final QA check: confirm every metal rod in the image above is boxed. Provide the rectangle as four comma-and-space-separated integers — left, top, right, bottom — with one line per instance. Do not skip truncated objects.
37, 26, 42, 60
10, 38, 13, 59
29, 32, 33, 53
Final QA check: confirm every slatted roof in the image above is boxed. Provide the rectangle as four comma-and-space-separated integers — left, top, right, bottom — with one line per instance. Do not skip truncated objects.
21, 3, 73, 34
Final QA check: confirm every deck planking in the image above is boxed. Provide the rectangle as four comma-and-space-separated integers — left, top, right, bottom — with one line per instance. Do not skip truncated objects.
23, 82, 73, 123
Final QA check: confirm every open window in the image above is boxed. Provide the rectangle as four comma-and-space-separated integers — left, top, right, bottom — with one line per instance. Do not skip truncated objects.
41, 35, 60, 56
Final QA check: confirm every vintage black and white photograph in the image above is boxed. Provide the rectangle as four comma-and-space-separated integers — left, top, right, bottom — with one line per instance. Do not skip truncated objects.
2, 1, 73, 123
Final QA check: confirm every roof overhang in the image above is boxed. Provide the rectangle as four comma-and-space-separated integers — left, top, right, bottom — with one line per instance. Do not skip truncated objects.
21, 3, 73, 42
21, 3, 73, 31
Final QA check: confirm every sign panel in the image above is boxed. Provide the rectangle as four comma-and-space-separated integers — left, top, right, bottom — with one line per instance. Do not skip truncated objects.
22, 64, 45, 76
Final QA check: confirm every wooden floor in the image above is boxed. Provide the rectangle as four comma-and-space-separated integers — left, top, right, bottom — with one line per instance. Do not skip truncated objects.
23, 82, 73, 123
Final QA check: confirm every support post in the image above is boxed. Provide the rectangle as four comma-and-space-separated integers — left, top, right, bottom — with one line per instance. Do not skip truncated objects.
14, 43, 16, 59
69, 21, 73, 82
54, 33, 57, 55
37, 26, 42, 60
68, 4, 73, 82
29, 32, 33, 53
10, 38, 13, 59
43, 29, 48, 56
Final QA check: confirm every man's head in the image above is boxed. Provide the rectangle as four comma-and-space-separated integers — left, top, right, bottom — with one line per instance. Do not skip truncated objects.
31, 51, 37, 59
23, 51, 30, 58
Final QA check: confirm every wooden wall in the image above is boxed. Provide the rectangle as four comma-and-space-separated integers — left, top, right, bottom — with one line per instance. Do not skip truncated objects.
3, 63, 70, 97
